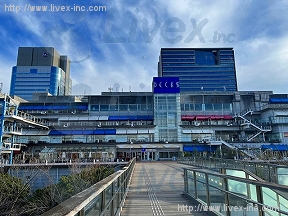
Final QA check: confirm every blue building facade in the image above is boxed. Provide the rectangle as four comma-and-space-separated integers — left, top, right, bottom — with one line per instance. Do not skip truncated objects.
158, 48, 237, 92
10, 47, 72, 101
10, 66, 70, 101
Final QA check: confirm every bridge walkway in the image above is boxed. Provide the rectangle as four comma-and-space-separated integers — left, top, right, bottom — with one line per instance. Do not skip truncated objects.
121, 161, 216, 216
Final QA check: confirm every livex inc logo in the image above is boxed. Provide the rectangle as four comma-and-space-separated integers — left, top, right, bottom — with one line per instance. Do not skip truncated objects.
103, 8, 235, 44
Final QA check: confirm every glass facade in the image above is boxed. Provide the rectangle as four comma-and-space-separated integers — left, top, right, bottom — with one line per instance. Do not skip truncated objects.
158, 48, 238, 92
154, 94, 181, 142
10, 66, 71, 101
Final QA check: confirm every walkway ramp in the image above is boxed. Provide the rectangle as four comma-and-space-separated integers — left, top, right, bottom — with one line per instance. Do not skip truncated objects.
121, 161, 216, 216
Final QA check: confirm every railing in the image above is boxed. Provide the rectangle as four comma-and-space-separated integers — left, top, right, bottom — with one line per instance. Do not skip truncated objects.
183, 166, 288, 216
178, 157, 288, 185
239, 108, 253, 117
3, 126, 22, 134
41, 158, 136, 216
262, 103, 288, 109
235, 109, 272, 142
5, 110, 50, 127
2, 142, 22, 151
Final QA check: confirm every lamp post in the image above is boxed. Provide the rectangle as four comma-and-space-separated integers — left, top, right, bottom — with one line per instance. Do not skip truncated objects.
209, 144, 212, 158
130, 141, 133, 160
220, 145, 222, 158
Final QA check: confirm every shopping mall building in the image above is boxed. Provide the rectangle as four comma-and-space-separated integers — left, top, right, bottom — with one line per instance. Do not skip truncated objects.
1, 47, 288, 164
2, 83, 288, 163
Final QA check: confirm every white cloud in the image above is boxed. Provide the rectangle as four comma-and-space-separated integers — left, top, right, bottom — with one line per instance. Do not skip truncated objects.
1, 0, 288, 95
0, 56, 14, 94
236, 36, 288, 93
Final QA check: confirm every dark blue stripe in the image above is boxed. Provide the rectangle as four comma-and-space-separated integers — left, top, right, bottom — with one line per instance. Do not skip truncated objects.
262, 145, 288, 151
183, 145, 217, 152
108, 116, 154, 121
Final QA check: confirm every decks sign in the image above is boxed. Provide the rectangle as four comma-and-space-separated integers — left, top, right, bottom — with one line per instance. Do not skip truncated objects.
153, 77, 180, 94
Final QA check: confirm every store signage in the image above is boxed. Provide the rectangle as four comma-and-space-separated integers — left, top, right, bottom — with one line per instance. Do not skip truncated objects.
153, 77, 180, 93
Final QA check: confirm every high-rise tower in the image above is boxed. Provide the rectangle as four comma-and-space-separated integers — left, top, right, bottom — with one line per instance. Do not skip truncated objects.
158, 48, 237, 92
10, 47, 72, 100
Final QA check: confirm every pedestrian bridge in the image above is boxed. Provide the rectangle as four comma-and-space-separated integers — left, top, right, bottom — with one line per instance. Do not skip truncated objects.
41, 158, 288, 216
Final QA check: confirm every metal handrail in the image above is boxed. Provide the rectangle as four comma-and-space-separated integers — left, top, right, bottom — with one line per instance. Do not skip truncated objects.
41, 158, 136, 216
183, 166, 288, 216
178, 157, 288, 184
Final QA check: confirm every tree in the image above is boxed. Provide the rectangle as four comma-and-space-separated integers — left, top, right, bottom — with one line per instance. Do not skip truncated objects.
0, 173, 30, 216
0, 164, 115, 215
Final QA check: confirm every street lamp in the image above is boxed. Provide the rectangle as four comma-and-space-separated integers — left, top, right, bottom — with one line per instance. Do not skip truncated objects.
209, 144, 212, 158
130, 141, 133, 160
220, 145, 223, 158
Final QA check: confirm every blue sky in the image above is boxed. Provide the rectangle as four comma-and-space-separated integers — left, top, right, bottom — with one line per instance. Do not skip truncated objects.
0, 0, 288, 95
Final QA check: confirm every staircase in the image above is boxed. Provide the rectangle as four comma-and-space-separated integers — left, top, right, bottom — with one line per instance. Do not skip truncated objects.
241, 149, 258, 159
235, 109, 272, 142
220, 139, 257, 159
220, 139, 236, 149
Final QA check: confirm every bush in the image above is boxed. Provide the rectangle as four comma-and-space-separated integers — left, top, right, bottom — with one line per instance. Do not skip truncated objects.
0, 173, 30, 216
0, 165, 114, 216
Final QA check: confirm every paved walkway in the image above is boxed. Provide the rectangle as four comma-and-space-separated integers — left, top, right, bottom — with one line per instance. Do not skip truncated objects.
121, 161, 216, 216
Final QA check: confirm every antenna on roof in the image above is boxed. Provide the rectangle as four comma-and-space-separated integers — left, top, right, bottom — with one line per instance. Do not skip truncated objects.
108, 87, 113, 92
0, 83, 2, 93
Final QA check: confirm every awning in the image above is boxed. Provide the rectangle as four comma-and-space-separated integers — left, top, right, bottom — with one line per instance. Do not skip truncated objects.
183, 145, 218, 152
117, 144, 135, 148
163, 144, 180, 148
210, 115, 225, 120
270, 98, 288, 104
183, 129, 213, 134
40, 147, 56, 153
140, 144, 158, 148
196, 115, 209, 120
262, 144, 288, 151
274, 111, 288, 116
223, 115, 234, 120
181, 115, 195, 121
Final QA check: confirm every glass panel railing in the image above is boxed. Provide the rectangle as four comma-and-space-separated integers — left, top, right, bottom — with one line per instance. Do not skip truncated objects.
195, 172, 207, 203
278, 167, 288, 185
255, 164, 269, 180
228, 194, 257, 216
113, 180, 118, 214
196, 181, 207, 203
270, 166, 277, 183
279, 194, 288, 215
248, 176, 256, 180
208, 174, 225, 213
262, 187, 279, 216
207, 174, 223, 188
209, 186, 226, 214
226, 170, 246, 178
227, 179, 247, 197
179, 157, 288, 184
187, 178, 195, 196
262, 187, 278, 206
249, 184, 257, 203
183, 165, 288, 216
245, 163, 256, 173
187, 170, 194, 178
85, 195, 101, 216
